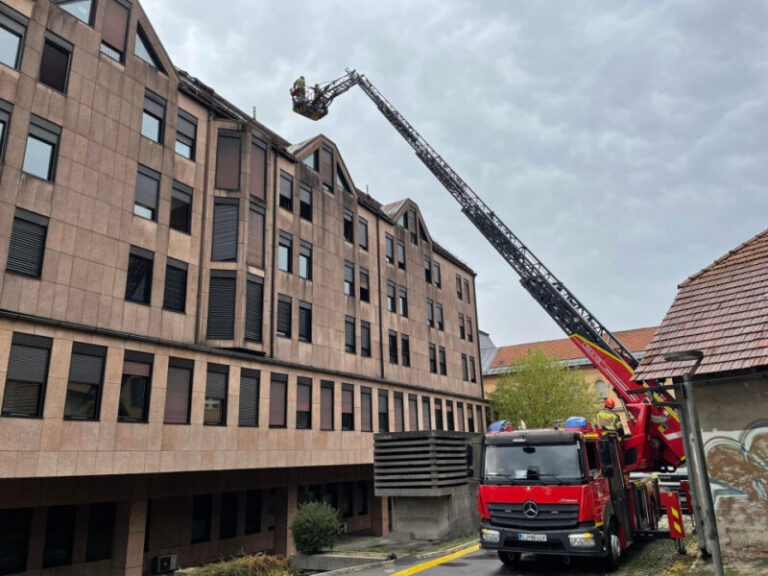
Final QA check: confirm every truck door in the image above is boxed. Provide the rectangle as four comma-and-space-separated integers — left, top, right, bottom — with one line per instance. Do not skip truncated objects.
598, 436, 633, 548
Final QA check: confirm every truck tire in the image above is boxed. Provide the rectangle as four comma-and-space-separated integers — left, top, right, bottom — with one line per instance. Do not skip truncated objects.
498, 551, 521, 566
603, 520, 621, 571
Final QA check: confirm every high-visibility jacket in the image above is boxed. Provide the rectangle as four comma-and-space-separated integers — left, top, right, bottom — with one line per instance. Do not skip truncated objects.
596, 409, 620, 431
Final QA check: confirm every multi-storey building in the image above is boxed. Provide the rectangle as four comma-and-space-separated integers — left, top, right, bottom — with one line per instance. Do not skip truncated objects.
0, 1, 485, 574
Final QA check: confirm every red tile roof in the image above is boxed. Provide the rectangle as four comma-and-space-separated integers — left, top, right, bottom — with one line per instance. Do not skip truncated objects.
490, 327, 658, 369
633, 228, 768, 381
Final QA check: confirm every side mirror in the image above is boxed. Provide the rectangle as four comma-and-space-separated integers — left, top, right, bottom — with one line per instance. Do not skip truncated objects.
602, 465, 614, 478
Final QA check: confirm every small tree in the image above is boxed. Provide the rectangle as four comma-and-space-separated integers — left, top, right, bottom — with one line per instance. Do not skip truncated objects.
489, 348, 602, 429
290, 501, 341, 555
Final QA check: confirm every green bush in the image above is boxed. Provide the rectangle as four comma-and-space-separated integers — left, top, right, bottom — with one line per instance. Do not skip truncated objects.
290, 500, 341, 555
193, 553, 291, 576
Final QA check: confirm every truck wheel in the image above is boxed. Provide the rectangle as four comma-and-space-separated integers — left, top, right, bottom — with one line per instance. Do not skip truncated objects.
498, 551, 521, 566
603, 521, 621, 571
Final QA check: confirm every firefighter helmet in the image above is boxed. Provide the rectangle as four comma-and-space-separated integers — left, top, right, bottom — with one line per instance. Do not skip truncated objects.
604, 398, 615, 409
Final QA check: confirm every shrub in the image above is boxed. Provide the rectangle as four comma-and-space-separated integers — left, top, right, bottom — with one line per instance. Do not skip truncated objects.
290, 500, 341, 555
194, 553, 291, 576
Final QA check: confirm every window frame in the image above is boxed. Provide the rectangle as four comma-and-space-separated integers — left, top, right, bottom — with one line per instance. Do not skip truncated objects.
1, 333, 53, 419
399, 285, 408, 317
345, 316, 356, 354
424, 256, 432, 284
386, 281, 396, 313
99, 0, 130, 62
239, 369, 260, 427
299, 183, 312, 221
429, 343, 437, 374
269, 373, 288, 429
141, 89, 166, 144
377, 389, 389, 432
170, 180, 193, 234
276, 294, 292, 339
298, 300, 312, 343
358, 217, 368, 250
426, 298, 434, 328
361, 386, 372, 432
436, 303, 444, 331
397, 240, 406, 270
162, 257, 188, 313
207, 270, 236, 340
245, 274, 264, 343
343, 210, 354, 243
64, 342, 107, 421
360, 320, 371, 358
341, 383, 354, 431
175, 108, 197, 160
23, 115, 61, 182
135, 24, 165, 72
134, 164, 160, 221
0, 98, 12, 163
278, 230, 293, 273
215, 130, 242, 191
53, 0, 96, 26
439, 346, 447, 376
164, 357, 193, 425
118, 350, 153, 423
401, 334, 410, 367
6, 208, 48, 278
388, 330, 398, 364
344, 260, 355, 297
359, 267, 370, 302
433, 261, 441, 288
385, 234, 394, 264
299, 240, 312, 281
279, 170, 293, 212
0, 3, 28, 71
39, 30, 73, 94
248, 202, 266, 268
125, 245, 154, 305
296, 376, 312, 430
321, 380, 334, 431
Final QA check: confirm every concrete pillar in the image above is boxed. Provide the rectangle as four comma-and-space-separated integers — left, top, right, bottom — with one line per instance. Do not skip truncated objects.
273, 485, 298, 557
370, 494, 389, 537
112, 499, 147, 576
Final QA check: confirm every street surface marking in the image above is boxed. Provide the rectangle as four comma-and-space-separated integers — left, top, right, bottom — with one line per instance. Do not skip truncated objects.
391, 544, 481, 576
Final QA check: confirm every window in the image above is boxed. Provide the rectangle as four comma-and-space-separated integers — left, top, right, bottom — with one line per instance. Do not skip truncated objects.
298, 300, 312, 343
426, 299, 434, 328
357, 482, 369, 515
164, 357, 192, 425
467, 317, 474, 342
42, 505, 76, 568
0, 98, 11, 162
399, 286, 408, 317
459, 314, 466, 339
409, 208, 417, 241
470, 357, 477, 383
125, 246, 153, 305
133, 165, 159, 220
118, 351, 152, 422
433, 262, 441, 288
293, 185, 311, 225
467, 404, 475, 433
64, 343, 106, 420
393, 392, 404, 432
321, 144, 333, 184
429, 344, 437, 374
0, 3, 26, 70
207, 271, 236, 339
464, 279, 471, 304
85, 502, 115, 562
299, 240, 312, 280
343, 210, 354, 243
408, 394, 418, 431
163, 258, 187, 313
269, 373, 287, 428
296, 377, 312, 429
277, 294, 292, 338
216, 130, 241, 190
388, 331, 398, 364
386, 281, 396, 312
176, 109, 197, 160
398, 211, 408, 228
478, 405, 485, 432
446, 400, 455, 431
204, 364, 227, 426
595, 380, 607, 399
337, 166, 351, 193
239, 369, 260, 427
385, 234, 394, 264
424, 256, 432, 283
456, 275, 463, 299
248, 203, 265, 268
321, 381, 334, 430
55, 0, 94, 25
342, 384, 354, 431
191, 494, 212, 544
23, 115, 61, 181
422, 396, 431, 430
1, 333, 52, 417
345, 316, 356, 354
344, 261, 355, 296
401, 334, 410, 367
341, 482, 354, 518
100, 0, 129, 61
220, 492, 238, 539
439, 346, 447, 375
436, 303, 444, 331
457, 402, 465, 432
279, 170, 293, 211
278, 231, 292, 273
302, 149, 319, 170
377, 390, 389, 432
358, 217, 368, 250
245, 490, 262, 534
170, 180, 192, 233
212, 198, 238, 261
359, 267, 370, 302
361, 387, 372, 432
361, 321, 371, 358
7, 208, 48, 278
397, 240, 406, 269
461, 354, 468, 381
135, 25, 163, 71
250, 138, 266, 200
142, 90, 166, 143
435, 399, 444, 430
39, 31, 72, 93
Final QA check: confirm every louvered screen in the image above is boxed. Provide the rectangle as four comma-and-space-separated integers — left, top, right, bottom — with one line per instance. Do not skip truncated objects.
2, 381, 40, 415
342, 386, 353, 413
269, 375, 287, 427
248, 204, 264, 268
206, 369, 227, 400
298, 304, 311, 342
239, 370, 259, 427
361, 323, 371, 355
250, 139, 266, 199
345, 318, 355, 351
143, 92, 165, 121
216, 132, 241, 190
68, 353, 103, 385
7, 344, 49, 382
207, 274, 235, 340
7, 217, 47, 277
277, 296, 291, 337
102, 0, 129, 52
321, 383, 334, 430
361, 389, 372, 432
163, 263, 187, 312
164, 365, 191, 424
177, 111, 196, 140
409, 395, 418, 431
212, 201, 238, 261
297, 379, 311, 412
245, 277, 264, 342
123, 360, 150, 377
393, 394, 404, 432
136, 167, 159, 210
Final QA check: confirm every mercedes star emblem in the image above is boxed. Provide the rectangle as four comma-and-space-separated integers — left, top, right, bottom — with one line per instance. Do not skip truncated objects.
522, 500, 539, 518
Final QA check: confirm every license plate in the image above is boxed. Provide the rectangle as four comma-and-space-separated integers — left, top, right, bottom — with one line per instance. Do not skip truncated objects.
518, 533, 547, 542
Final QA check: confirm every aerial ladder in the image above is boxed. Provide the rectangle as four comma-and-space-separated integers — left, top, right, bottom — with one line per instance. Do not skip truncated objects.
291, 70, 685, 473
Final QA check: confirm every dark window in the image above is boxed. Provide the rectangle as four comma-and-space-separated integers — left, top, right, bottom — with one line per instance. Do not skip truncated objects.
277, 294, 292, 338
467, 317, 474, 342
470, 357, 477, 383
135, 25, 163, 71
377, 389, 389, 432
246, 275, 264, 343
100, 0, 129, 61
393, 392, 404, 432
386, 281, 396, 312
278, 230, 292, 273
86, 502, 116, 562
464, 279, 471, 304
467, 403, 475, 433
478, 405, 484, 432
459, 314, 466, 339
446, 400, 455, 431
359, 267, 370, 302
39, 32, 72, 93
279, 171, 293, 211
409, 208, 417, 242
343, 210, 354, 243
302, 149, 319, 170
401, 334, 410, 367
342, 384, 354, 431
269, 373, 287, 428
125, 246, 153, 305
385, 234, 394, 264
408, 394, 418, 431
248, 203, 265, 268
7, 208, 48, 278
299, 240, 312, 280
299, 183, 312, 221
191, 494, 212, 544
0, 99, 11, 162
64, 343, 106, 420
164, 357, 193, 425
436, 303, 444, 331
321, 381, 334, 430
220, 492, 238, 539
296, 377, 312, 429
433, 262, 441, 288
398, 211, 408, 228
245, 490, 262, 534
170, 180, 192, 233
0, 4, 26, 70
298, 301, 312, 343
42, 505, 76, 568
142, 90, 165, 143
337, 166, 350, 193
344, 261, 355, 296
397, 240, 406, 270
356, 482, 368, 515
0, 508, 31, 573
422, 396, 431, 430
399, 286, 408, 317
426, 299, 434, 328
250, 138, 266, 200
456, 275, 463, 299
211, 198, 238, 262
163, 258, 187, 313
204, 364, 227, 426
424, 256, 432, 283
207, 271, 236, 339
429, 344, 437, 374
388, 331, 397, 364
266, 489, 276, 531
54, 0, 94, 24
361, 387, 372, 432
215, 130, 241, 190
345, 316, 356, 354
358, 217, 368, 250
321, 144, 333, 188
239, 369, 260, 427
118, 351, 152, 422
23, 115, 60, 181
134, 165, 159, 220
435, 399, 443, 430
439, 346, 447, 375
341, 482, 354, 518
1, 333, 52, 417
457, 402, 465, 432
360, 321, 371, 358
176, 109, 197, 160
461, 354, 468, 381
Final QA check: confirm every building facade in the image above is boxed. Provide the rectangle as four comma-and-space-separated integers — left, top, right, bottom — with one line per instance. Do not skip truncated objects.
0, 1, 486, 574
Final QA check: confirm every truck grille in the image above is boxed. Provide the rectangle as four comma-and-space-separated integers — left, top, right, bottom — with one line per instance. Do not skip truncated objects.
487, 502, 579, 530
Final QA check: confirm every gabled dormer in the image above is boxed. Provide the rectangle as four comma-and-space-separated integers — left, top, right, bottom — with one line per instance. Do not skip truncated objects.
289, 135, 358, 198
383, 199, 433, 247
130, 1, 176, 79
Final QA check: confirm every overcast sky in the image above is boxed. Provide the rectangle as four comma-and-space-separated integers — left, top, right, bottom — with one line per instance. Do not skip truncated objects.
144, 0, 768, 347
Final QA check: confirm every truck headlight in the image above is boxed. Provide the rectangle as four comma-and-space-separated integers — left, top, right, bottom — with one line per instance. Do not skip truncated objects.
481, 528, 500, 543
568, 532, 596, 547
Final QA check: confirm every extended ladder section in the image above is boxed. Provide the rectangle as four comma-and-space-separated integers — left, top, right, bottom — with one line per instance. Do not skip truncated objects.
291, 70, 685, 472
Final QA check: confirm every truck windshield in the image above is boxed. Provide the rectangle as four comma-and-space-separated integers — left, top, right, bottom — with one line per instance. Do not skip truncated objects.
484, 443, 585, 484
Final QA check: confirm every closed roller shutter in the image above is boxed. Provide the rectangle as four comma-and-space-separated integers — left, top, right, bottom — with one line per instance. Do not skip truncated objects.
164, 360, 192, 424
239, 369, 260, 427
245, 276, 264, 342
207, 272, 236, 340
211, 200, 238, 262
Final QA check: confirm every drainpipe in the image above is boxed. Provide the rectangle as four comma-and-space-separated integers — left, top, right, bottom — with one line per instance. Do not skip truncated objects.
195, 111, 213, 344
375, 217, 385, 379
269, 149, 279, 359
